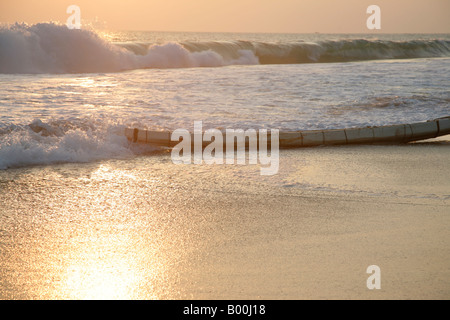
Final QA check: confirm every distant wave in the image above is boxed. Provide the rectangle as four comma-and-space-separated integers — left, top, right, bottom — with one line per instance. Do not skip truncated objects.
1, 23, 449, 74
149, 38, 450, 65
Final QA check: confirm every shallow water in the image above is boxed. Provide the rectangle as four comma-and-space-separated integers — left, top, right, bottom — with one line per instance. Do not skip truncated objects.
1, 58, 449, 169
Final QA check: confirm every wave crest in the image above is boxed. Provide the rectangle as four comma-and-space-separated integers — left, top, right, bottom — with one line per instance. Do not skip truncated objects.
0, 23, 258, 74
1, 23, 449, 74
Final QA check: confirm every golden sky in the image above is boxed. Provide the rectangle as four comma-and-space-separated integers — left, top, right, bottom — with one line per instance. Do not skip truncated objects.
1, 0, 449, 33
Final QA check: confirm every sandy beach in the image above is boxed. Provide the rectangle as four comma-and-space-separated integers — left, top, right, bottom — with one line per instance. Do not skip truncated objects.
1, 138, 449, 300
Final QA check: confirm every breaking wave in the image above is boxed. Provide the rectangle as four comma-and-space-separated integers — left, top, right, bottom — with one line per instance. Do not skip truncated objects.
0, 23, 257, 74
1, 23, 449, 74
0, 118, 159, 169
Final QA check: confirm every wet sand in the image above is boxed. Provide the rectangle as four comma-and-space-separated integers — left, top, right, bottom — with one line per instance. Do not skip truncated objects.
0, 139, 449, 300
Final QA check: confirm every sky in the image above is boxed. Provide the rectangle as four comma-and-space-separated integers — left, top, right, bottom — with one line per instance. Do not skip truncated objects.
0, 0, 449, 33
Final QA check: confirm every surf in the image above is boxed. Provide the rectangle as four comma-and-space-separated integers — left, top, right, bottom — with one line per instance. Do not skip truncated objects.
1, 22, 449, 74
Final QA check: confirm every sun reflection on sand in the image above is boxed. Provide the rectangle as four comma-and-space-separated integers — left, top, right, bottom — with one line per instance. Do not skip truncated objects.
62, 260, 142, 300
0, 162, 185, 300
53, 164, 170, 300
53, 208, 165, 300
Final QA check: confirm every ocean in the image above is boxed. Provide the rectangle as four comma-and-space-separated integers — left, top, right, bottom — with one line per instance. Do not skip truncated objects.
0, 23, 449, 300
0, 23, 449, 169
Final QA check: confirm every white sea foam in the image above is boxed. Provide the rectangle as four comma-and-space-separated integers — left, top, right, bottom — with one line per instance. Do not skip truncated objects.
0, 23, 259, 74
0, 119, 150, 169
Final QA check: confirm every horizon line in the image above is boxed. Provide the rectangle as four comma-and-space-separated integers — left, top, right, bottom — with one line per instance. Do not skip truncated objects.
1, 21, 449, 35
